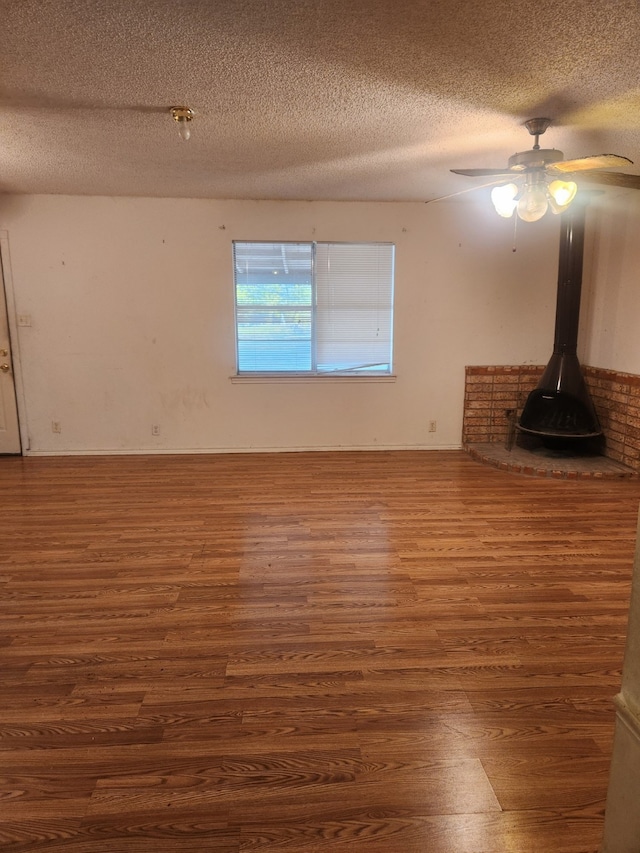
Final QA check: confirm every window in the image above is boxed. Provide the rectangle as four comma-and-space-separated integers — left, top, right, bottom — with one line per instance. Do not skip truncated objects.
233, 241, 395, 375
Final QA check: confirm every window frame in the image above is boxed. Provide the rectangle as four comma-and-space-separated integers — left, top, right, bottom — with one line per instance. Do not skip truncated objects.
232, 240, 395, 379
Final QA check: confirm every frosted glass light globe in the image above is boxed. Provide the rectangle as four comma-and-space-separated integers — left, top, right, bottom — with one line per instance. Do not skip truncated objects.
517, 185, 549, 222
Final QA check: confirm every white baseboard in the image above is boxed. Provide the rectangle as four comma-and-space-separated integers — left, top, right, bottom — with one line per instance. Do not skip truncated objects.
24, 443, 463, 457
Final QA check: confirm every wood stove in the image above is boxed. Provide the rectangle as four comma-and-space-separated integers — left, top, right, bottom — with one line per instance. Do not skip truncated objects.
518, 197, 602, 444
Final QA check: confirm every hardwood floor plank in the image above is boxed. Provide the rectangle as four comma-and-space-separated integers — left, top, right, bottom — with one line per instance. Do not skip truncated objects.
235, 807, 607, 853
480, 754, 611, 810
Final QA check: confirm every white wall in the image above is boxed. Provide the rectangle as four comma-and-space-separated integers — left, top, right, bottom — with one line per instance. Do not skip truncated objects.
582, 193, 640, 374
0, 194, 562, 454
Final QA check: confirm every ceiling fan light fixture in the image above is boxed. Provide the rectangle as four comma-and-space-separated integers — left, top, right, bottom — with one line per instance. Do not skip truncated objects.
547, 179, 578, 213
491, 183, 519, 218
170, 106, 194, 141
454, 117, 638, 223
516, 183, 549, 222
491, 176, 577, 222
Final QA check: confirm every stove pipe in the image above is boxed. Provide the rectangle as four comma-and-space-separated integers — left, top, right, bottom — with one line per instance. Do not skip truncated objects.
518, 199, 602, 440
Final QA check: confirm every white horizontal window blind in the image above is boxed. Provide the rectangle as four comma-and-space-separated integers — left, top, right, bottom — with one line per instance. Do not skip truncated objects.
234, 241, 394, 375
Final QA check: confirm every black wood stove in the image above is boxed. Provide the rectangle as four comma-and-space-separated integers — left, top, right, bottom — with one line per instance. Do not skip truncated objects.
518, 198, 602, 445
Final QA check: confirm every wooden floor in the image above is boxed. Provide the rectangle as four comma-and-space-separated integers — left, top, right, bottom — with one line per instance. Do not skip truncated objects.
1, 450, 639, 853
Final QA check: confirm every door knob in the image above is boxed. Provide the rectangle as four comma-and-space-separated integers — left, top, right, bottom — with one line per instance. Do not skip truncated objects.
0, 364, 10, 373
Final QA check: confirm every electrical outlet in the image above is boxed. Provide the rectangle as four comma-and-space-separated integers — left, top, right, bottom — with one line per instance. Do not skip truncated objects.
428, 420, 437, 433
18, 314, 32, 327
51, 421, 61, 434
151, 424, 160, 436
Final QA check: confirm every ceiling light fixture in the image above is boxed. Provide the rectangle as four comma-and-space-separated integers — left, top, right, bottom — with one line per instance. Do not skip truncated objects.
491, 174, 578, 222
170, 106, 194, 141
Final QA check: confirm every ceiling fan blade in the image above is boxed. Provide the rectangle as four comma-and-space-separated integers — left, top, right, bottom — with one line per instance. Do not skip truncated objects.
549, 154, 633, 173
450, 168, 514, 177
577, 171, 640, 190
427, 178, 514, 203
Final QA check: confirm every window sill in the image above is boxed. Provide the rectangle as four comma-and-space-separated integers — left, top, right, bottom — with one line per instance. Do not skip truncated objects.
230, 374, 397, 384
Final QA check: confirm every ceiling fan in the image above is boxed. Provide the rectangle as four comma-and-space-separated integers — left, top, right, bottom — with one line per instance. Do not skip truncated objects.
451, 118, 640, 221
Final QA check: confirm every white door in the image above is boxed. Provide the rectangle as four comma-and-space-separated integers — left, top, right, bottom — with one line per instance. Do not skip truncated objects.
0, 252, 21, 454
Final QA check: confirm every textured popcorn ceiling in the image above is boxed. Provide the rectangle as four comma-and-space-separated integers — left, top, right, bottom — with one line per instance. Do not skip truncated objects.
1, 0, 640, 201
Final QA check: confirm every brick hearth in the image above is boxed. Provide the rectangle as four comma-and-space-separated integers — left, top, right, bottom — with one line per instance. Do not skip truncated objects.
463, 365, 640, 476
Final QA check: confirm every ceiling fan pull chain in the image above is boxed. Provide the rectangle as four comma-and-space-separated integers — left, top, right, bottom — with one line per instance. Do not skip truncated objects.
512, 213, 518, 252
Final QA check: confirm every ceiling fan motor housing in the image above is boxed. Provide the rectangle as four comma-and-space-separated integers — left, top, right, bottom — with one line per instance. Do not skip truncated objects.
508, 149, 564, 170
524, 117, 553, 137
